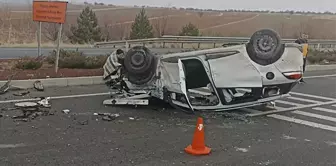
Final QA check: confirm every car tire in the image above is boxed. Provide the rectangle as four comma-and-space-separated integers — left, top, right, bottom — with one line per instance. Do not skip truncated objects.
124, 46, 154, 75
127, 69, 155, 85
246, 29, 285, 65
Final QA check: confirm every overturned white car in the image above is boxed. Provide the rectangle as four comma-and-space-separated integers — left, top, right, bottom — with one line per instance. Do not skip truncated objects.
102, 29, 304, 113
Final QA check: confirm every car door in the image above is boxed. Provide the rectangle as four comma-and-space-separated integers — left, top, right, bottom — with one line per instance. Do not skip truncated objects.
206, 51, 263, 88
177, 59, 194, 111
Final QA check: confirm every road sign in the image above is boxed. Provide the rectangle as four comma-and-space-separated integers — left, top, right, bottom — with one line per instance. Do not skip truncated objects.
32, 1, 68, 24
33, 1, 68, 73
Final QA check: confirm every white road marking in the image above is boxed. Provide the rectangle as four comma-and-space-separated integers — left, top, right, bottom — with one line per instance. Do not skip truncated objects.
282, 135, 297, 140
247, 100, 336, 117
0, 144, 26, 149
304, 74, 336, 79
244, 108, 336, 132
276, 100, 304, 107
0, 92, 110, 104
313, 107, 336, 114
325, 141, 336, 146
286, 96, 320, 104
240, 96, 336, 132
267, 114, 336, 132
289, 92, 336, 101
293, 110, 336, 122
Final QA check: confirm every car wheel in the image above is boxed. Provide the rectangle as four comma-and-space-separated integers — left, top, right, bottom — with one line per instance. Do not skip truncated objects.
247, 29, 285, 65
127, 69, 155, 85
124, 46, 154, 75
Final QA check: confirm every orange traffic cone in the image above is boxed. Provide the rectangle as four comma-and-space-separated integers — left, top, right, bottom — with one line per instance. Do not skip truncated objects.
185, 117, 211, 155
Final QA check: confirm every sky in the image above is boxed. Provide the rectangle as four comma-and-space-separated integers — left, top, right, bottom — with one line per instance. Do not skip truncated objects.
3, 0, 336, 12
77, 0, 336, 12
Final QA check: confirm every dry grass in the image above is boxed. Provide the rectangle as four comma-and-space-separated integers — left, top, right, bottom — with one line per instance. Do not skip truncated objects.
0, 4, 335, 45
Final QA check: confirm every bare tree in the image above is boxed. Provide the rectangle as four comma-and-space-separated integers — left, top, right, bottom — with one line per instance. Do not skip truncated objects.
101, 14, 113, 41
106, 22, 127, 40
43, 23, 60, 42
153, 8, 169, 37
0, 0, 12, 43
42, 22, 70, 43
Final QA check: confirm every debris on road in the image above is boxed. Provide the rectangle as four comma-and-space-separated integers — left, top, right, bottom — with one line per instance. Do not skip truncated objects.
77, 119, 89, 125
33, 80, 44, 91
282, 135, 297, 140
37, 97, 51, 108
221, 112, 250, 122
1, 108, 17, 111
0, 79, 11, 95
62, 109, 70, 114
13, 91, 30, 96
235, 147, 249, 153
13, 118, 29, 122
0, 73, 17, 95
98, 113, 120, 121
129, 117, 135, 120
10, 100, 54, 122
102, 116, 113, 121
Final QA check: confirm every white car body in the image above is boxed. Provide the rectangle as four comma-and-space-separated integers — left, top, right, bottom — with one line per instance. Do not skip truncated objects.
103, 30, 304, 112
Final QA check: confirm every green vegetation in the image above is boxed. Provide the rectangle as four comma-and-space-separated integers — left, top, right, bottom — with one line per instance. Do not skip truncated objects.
129, 7, 154, 39
179, 23, 199, 36
69, 7, 102, 44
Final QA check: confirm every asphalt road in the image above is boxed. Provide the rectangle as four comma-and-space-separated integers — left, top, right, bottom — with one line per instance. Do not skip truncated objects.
0, 70, 335, 166
0, 47, 192, 59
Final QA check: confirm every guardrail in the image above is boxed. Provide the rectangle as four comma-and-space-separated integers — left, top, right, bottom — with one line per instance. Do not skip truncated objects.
94, 36, 336, 50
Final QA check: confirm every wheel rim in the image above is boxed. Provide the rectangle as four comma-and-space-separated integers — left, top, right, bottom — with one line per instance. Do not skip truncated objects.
131, 51, 146, 67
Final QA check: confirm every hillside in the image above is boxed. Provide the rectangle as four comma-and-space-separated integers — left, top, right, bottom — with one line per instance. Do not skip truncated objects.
0, 3, 335, 45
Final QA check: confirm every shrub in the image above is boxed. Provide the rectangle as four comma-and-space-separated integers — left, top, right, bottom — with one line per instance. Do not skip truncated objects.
15, 57, 43, 70
179, 23, 199, 36
307, 49, 336, 64
47, 49, 108, 69
84, 55, 108, 69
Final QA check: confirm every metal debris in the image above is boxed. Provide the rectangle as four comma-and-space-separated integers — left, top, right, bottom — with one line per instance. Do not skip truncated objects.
12, 100, 54, 122
235, 147, 249, 153
0, 79, 11, 95
102, 116, 113, 121
37, 97, 51, 108
14, 118, 29, 122
98, 113, 120, 121
13, 91, 30, 96
0, 73, 17, 95
77, 120, 89, 125
33, 80, 44, 91
62, 109, 70, 114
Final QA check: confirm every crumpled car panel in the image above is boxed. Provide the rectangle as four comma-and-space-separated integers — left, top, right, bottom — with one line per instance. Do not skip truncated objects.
207, 45, 263, 88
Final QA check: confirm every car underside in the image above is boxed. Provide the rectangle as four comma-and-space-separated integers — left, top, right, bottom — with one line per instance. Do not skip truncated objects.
102, 29, 304, 113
